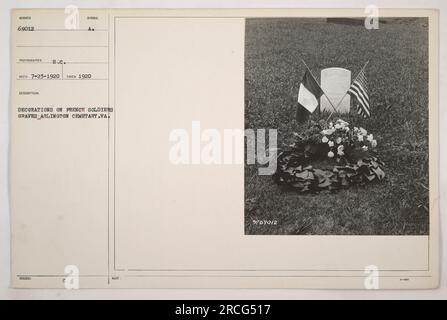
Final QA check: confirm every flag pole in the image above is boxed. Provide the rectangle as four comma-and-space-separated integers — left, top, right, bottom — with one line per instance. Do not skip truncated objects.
326, 60, 370, 121
299, 57, 340, 115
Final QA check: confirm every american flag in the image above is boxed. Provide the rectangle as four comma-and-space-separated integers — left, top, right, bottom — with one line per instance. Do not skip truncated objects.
348, 69, 370, 118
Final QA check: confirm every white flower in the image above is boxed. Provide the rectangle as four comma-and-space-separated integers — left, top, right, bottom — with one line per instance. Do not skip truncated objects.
321, 128, 335, 136
337, 150, 344, 156
344, 127, 350, 132
337, 145, 344, 152
336, 137, 342, 144
353, 127, 359, 132
336, 119, 348, 125
367, 134, 374, 142
334, 123, 341, 129
362, 145, 368, 151
329, 122, 333, 128
328, 151, 334, 158
328, 141, 334, 147
371, 139, 377, 148
360, 127, 367, 136
357, 135, 364, 142
322, 136, 329, 143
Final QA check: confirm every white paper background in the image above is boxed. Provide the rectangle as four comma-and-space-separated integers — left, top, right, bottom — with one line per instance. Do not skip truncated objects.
0, 0, 445, 299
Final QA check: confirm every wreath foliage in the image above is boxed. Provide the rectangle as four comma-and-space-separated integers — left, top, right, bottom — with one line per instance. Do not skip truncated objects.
273, 119, 386, 192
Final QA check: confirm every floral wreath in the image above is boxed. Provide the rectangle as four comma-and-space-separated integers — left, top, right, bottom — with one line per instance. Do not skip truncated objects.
273, 119, 386, 192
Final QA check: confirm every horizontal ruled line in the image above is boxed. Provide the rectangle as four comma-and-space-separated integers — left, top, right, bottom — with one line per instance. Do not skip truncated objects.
33, 29, 108, 32
65, 61, 108, 64
17, 275, 108, 278
16, 274, 433, 279
16, 61, 108, 64
16, 78, 108, 81
16, 45, 108, 48
16, 62, 54, 64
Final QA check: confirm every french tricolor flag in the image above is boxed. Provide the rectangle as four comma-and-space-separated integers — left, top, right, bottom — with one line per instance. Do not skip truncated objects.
297, 70, 323, 113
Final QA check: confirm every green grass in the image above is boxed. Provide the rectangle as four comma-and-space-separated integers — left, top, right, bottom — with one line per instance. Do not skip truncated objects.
244, 18, 429, 235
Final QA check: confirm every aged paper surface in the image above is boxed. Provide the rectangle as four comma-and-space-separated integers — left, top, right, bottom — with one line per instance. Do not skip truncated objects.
10, 9, 439, 288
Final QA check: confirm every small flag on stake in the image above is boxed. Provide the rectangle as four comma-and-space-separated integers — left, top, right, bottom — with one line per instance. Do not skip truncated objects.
348, 69, 370, 118
297, 70, 323, 113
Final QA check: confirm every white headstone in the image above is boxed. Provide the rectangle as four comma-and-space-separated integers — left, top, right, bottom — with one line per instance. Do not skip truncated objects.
320, 67, 351, 114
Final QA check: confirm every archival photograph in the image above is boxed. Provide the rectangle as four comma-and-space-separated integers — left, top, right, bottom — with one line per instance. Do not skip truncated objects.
244, 17, 429, 235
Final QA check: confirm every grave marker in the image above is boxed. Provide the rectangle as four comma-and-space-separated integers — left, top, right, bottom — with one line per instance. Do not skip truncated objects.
320, 67, 351, 114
